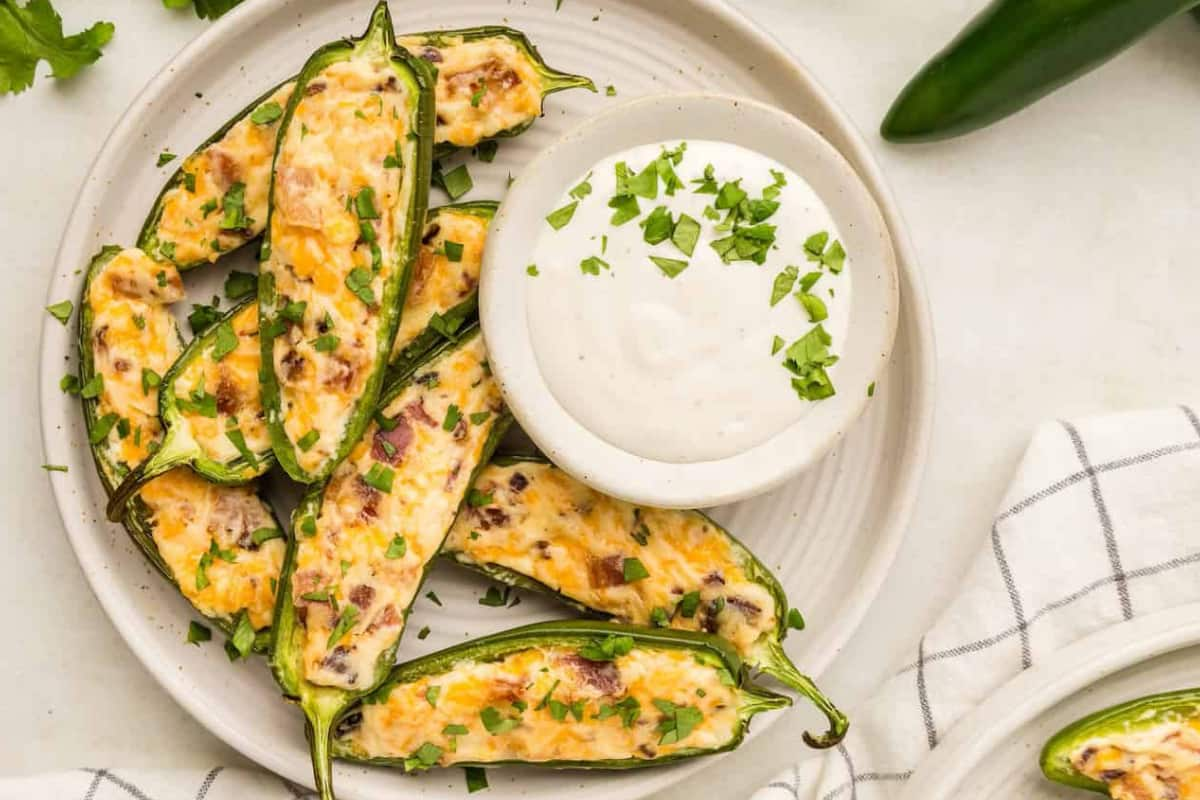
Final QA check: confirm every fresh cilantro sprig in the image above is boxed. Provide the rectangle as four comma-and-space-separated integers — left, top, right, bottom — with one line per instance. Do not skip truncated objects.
0, 0, 114, 96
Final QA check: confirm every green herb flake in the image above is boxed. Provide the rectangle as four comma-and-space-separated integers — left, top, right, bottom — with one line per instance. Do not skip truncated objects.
770, 266, 798, 306
251, 527, 283, 546
227, 612, 255, 660
354, 186, 380, 220
326, 606, 360, 648
41, 464, 68, 473
478, 585, 507, 607
385, 534, 407, 559
692, 164, 718, 194
771, 335, 785, 356
186, 620, 211, 645
199, 198, 218, 218
605, 85, 616, 97
218, 182, 251, 231
671, 213, 700, 256
441, 404, 461, 432
469, 410, 490, 425
312, 333, 339, 353
60, 374, 80, 395
297, 430, 320, 452
45, 300, 72, 325
177, 387, 218, 418
650, 606, 669, 627
157, 151, 176, 167
798, 270, 822, 293
363, 462, 395, 493
211, 320, 238, 360
403, 741, 443, 774
470, 83, 487, 107
250, 101, 283, 125
132, 314, 146, 330
622, 557, 649, 583
444, 723, 469, 736
578, 634, 634, 662
640, 205, 674, 244
678, 591, 701, 618
467, 489, 493, 507
580, 255, 610, 276
88, 413, 118, 444
649, 256, 688, 279
868, 381, 877, 398
80, 373, 103, 399
787, 608, 806, 630
783, 324, 838, 401
797, 291, 828, 323
345, 267, 376, 306
545, 201, 578, 230
464, 766, 488, 793
443, 240, 464, 262
480, 706, 520, 735
425, 685, 441, 707
425, 590, 442, 606
653, 699, 704, 745
474, 139, 499, 163
187, 302, 221, 335
223, 270, 256, 300
225, 428, 258, 469
441, 164, 473, 200
299, 515, 317, 537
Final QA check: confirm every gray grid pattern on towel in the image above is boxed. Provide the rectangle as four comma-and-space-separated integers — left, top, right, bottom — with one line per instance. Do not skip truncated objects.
755, 405, 1200, 800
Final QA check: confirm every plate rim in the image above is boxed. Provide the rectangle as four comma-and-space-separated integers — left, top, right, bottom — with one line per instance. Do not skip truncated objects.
899, 602, 1200, 800
37, 1, 937, 797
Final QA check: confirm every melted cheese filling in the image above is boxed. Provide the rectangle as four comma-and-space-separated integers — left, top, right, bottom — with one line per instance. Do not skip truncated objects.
265, 58, 414, 475
445, 463, 778, 656
1071, 720, 1200, 800
87, 248, 283, 628
398, 35, 545, 147
87, 249, 184, 478
155, 83, 294, 267
172, 303, 268, 475
392, 208, 488, 359
293, 336, 503, 690
341, 645, 739, 764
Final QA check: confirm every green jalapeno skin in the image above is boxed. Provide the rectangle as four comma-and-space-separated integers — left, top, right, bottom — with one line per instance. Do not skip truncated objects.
259, 2, 435, 484
328, 620, 790, 770
882, 0, 1199, 143
1040, 688, 1200, 794
105, 296, 273, 520
269, 324, 512, 800
79, 247, 284, 653
444, 454, 848, 749
138, 30, 588, 272
386, 201, 496, 384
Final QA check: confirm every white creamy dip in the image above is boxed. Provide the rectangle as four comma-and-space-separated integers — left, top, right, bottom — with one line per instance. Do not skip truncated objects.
525, 140, 851, 463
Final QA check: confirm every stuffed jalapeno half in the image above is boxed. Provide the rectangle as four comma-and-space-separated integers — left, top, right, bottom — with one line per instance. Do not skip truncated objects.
106, 297, 271, 520
80, 247, 285, 650
269, 326, 509, 800
444, 457, 847, 748
140, 31, 588, 273
396, 27, 595, 158
387, 201, 494, 381
1040, 688, 1200, 798
330, 621, 789, 771
259, 3, 435, 484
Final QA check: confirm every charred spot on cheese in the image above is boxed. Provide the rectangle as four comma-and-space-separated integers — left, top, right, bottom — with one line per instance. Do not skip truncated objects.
142, 83, 295, 270
260, 36, 434, 483
1068, 724, 1200, 800
445, 461, 779, 656
292, 334, 504, 690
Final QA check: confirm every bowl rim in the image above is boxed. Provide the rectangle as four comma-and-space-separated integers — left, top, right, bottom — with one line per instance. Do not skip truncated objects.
480, 90, 900, 508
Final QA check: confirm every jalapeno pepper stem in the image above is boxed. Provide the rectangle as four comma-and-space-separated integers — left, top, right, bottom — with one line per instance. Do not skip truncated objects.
302, 692, 345, 800
105, 429, 194, 521
756, 637, 849, 748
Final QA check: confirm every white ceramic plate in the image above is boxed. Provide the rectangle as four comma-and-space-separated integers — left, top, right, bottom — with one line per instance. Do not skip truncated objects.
900, 604, 1200, 800
482, 93, 899, 509
38, 2, 935, 798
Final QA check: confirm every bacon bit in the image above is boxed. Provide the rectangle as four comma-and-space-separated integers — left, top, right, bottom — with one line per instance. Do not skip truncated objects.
293, 569, 325, 601
304, 81, 326, 96
638, 745, 657, 759
421, 223, 442, 245
281, 349, 306, 383
376, 75, 399, 92
561, 653, 622, 695
211, 490, 264, 549
587, 555, 626, 588
444, 461, 462, 492
322, 355, 357, 392
471, 506, 509, 530
353, 476, 380, 521
448, 59, 520, 98
410, 246, 435, 295
365, 603, 401, 635
93, 325, 109, 352
275, 164, 322, 229
508, 472, 529, 492
407, 399, 437, 427
334, 711, 364, 738
109, 268, 183, 303
535, 540, 551, 558
348, 584, 375, 610
215, 374, 241, 416
208, 148, 240, 193
702, 601, 723, 634
111, 358, 130, 373
372, 417, 413, 465
726, 596, 762, 621
703, 571, 726, 586
419, 46, 442, 63
321, 646, 351, 676
452, 417, 467, 441
491, 676, 525, 703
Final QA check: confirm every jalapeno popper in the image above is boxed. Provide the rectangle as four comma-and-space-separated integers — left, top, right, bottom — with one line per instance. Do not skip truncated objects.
80, 246, 285, 650
270, 327, 510, 800
330, 622, 789, 771
105, 297, 271, 520
1040, 688, 1200, 799
388, 201, 493, 381
259, 4, 435, 484
140, 29, 588, 272
444, 457, 847, 748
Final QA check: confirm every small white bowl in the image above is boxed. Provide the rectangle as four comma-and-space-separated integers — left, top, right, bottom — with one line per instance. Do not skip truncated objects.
480, 93, 899, 508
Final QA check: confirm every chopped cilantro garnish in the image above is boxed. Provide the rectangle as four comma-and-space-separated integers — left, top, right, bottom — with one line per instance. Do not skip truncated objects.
466, 488, 493, 507
797, 291, 828, 323
251, 527, 283, 546
425, 590, 442, 606
156, 151, 176, 167
771, 335, 785, 355
649, 255, 688, 278
442, 404, 461, 431
425, 685, 440, 706
473, 139, 499, 163
363, 462, 395, 493
545, 201, 578, 230
469, 83, 487, 107
786, 608, 806, 630
650, 606, 670, 627
326, 606, 359, 648
345, 267, 376, 306
640, 205, 673, 244
526, 263, 539, 277
88, 413, 118, 444
354, 186, 380, 220
692, 164, 718, 194
312, 333, 339, 353
80, 373, 103, 399
218, 182, 251, 230
45, 300, 72, 325
225, 428, 258, 469
199, 198, 218, 218
402, 742, 443, 774
60, 374, 80, 395
444, 724, 469, 736
770, 265, 798, 306
622, 557, 649, 582
443, 240, 464, 262
187, 302, 221, 335
654, 699, 703, 745
783, 324, 838, 401
297, 430, 319, 452
671, 213, 700, 256
678, 590, 701, 618
41, 464, 68, 472
580, 255, 610, 276
211, 320, 237, 360
227, 612, 255, 660
469, 410, 490, 425
186, 620, 211, 645
578, 634, 634, 662
868, 381, 877, 397
569, 172, 593, 200
478, 585, 508, 607
177, 387, 218, 418
299, 515, 317, 537
594, 696, 641, 728
714, 180, 747, 210
798, 270, 822, 293
607, 193, 640, 226
223, 270, 256, 300
250, 101, 283, 125
480, 706, 520, 735
605, 85, 616, 96
440, 164, 473, 200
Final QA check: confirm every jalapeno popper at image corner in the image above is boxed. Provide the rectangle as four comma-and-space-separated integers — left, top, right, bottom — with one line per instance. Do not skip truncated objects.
1040, 688, 1200, 798
257, 2, 435, 485
270, 327, 511, 800
444, 457, 848, 748
138, 23, 590, 273
330, 622, 790, 773
80, 246, 285, 654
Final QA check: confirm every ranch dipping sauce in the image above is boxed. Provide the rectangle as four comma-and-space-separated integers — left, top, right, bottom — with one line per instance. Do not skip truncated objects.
525, 140, 853, 464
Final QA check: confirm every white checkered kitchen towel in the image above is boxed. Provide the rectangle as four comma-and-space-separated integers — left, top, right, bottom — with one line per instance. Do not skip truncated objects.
753, 405, 1200, 800
6, 407, 1200, 799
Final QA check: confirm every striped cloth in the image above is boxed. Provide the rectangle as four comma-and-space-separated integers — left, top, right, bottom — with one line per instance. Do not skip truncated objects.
753, 406, 1200, 800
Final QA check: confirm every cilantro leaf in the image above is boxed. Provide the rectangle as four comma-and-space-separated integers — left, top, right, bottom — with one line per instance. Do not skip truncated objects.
770, 266, 798, 307
163, 0, 246, 20
0, 0, 114, 96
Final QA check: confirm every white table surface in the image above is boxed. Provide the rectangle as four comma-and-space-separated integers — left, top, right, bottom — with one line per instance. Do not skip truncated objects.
6, 1, 1200, 796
